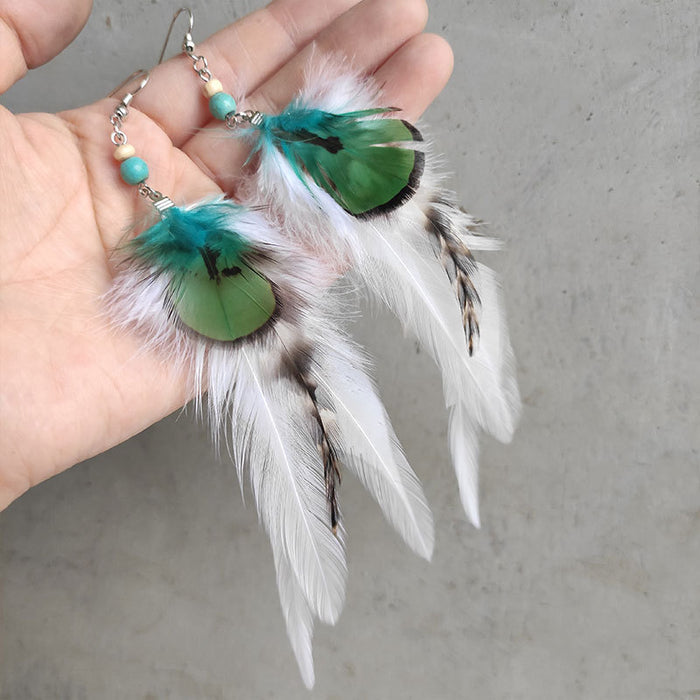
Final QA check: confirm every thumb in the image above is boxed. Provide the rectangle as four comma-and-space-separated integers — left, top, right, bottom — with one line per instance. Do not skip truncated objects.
0, 0, 93, 94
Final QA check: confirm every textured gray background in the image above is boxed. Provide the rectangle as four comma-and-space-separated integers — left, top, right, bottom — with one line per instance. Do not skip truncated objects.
1, 1, 699, 698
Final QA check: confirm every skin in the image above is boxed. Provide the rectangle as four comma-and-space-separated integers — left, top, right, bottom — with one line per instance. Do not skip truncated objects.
0, 0, 453, 510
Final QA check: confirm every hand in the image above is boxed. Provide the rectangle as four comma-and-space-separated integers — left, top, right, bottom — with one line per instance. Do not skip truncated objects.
0, 0, 453, 510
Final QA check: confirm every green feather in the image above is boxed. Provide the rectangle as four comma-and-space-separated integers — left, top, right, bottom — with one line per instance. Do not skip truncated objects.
126, 202, 277, 342
170, 254, 276, 342
259, 108, 423, 216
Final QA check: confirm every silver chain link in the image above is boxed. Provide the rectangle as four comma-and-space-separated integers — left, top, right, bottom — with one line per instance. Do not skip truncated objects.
110, 105, 128, 145
137, 183, 162, 201
190, 53, 212, 82
108, 70, 149, 147
183, 39, 212, 83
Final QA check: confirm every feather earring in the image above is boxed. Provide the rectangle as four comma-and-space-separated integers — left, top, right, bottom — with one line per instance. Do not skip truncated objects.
229, 64, 523, 524
167, 14, 521, 528
105, 67, 435, 687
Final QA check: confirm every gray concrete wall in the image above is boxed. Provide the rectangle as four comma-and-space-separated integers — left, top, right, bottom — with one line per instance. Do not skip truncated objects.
1, 1, 699, 698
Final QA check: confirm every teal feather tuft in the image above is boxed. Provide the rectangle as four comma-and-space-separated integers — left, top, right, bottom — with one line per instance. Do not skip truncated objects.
126, 200, 252, 271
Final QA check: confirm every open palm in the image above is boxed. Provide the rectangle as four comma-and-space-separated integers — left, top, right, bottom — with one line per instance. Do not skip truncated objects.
0, 0, 453, 509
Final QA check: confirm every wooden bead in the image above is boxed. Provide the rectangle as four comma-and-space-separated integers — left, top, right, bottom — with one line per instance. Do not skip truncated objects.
113, 143, 136, 161
202, 79, 224, 98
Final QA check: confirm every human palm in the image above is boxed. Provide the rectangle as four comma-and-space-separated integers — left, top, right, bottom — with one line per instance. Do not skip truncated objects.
0, 0, 453, 509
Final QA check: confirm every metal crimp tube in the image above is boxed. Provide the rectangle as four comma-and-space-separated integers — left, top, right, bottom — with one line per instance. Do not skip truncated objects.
225, 110, 264, 129
137, 183, 175, 214
153, 196, 175, 213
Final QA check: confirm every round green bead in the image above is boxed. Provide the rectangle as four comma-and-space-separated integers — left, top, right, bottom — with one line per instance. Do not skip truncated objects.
209, 92, 237, 120
120, 156, 149, 185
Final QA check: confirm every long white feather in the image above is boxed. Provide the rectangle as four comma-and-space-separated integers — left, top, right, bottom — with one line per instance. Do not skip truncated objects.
311, 328, 434, 560
358, 220, 520, 527
359, 215, 518, 437
273, 549, 316, 689
226, 345, 347, 625
448, 404, 481, 528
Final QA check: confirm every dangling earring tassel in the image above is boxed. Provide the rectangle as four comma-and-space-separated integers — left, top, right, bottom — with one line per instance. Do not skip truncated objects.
223, 56, 521, 528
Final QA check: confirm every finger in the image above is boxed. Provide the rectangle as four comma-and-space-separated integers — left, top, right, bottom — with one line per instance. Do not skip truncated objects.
134, 0, 362, 148
183, 0, 430, 190
372, 33, 454, 122
0, 0, 93, 93
249, 0, 429, 116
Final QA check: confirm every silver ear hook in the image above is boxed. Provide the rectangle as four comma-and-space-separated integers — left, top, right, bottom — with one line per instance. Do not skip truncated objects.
158, 7, 196, 65
108, 69, 150, 146
109, 69, 151, 109
157, 7, 212, 82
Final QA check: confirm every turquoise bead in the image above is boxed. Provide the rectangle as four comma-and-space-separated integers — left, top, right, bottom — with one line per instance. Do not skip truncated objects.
120, 157, 149, 185
209, 92, 237, 120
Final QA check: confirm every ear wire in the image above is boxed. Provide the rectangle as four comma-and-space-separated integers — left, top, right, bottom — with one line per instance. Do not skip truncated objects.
108, 68, 172, 211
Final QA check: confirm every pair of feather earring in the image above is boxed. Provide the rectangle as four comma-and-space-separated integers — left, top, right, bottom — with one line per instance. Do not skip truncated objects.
106, 7, 520, 688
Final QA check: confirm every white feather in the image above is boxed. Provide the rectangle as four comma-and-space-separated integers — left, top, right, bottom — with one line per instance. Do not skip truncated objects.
230, 346, 347, 625
312, 328, 434, 560
273, 549, 316, 689
358, 213, 519, 439
448, 404, 481, 528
